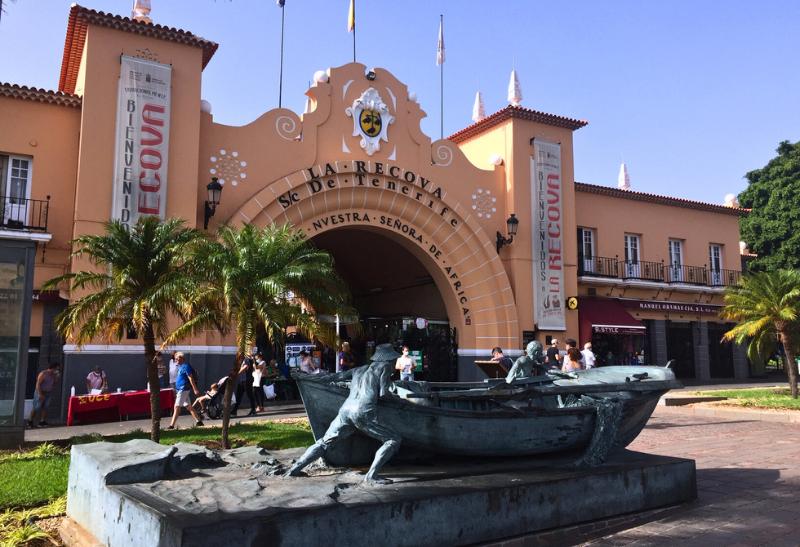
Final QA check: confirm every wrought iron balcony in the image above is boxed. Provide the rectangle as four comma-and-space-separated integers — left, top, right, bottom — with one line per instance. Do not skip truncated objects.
0, 195, 49, 232
621, 260, 665, 282
578, 256, 619, 278
709, 268, 740, 287
667, 264, 708, 285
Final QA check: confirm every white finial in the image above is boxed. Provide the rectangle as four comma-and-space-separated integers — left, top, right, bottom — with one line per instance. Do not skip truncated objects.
739, 241, 748, 254
472, 91, 486, 123
617, 162, 631, 190
200, 100, 212, 114
723, 193, 739, 207
507, 69, 522, 106
132, 0, 152, 23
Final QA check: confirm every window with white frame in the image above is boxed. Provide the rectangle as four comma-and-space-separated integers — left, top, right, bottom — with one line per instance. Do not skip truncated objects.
624, 234, 640, 277
668, 239, 683, 281
709, 244, 723, 285
578, 227, 596, 274
0, 154, 33, 225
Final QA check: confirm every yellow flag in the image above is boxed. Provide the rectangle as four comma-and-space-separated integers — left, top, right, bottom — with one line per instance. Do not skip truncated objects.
347, 0, 355, 32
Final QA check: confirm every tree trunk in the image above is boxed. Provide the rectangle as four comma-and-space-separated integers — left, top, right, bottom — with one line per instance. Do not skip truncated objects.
220, 354, 239, 449
143, 321, 162, 442
780, 330, 798, 399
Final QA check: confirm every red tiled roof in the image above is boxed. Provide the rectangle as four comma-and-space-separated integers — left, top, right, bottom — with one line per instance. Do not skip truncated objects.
0, 82, 82, 108
575, 182, 750, 216
448, 105, 588, 143
59, 4, 219, 94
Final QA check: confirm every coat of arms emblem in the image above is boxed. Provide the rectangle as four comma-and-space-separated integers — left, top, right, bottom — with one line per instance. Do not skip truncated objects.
345, 87, 394, 156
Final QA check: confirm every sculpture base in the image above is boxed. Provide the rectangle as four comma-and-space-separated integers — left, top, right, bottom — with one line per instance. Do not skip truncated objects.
62, 440, 696, 547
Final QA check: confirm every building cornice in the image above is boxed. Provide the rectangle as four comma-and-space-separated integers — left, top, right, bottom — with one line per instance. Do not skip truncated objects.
59, 4, 219, 94
448, 105, 588, 143
575, 182, 750, 216
0, 83, 82, 109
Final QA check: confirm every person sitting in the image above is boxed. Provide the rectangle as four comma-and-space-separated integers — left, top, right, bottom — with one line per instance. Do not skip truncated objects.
192, 383, 219, 414
562, 347, 585, 372
490, 346, 514, 371
85, 365, 108, 394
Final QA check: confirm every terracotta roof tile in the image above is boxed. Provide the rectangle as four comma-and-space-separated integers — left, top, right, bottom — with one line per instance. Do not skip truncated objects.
575, 182, 749, 216
448, 105, 588, 143
0, 82, 82, 108
59, 4, 219, 94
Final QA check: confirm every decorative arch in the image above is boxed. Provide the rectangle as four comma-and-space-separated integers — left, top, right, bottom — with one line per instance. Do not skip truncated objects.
226, 162, 520, 352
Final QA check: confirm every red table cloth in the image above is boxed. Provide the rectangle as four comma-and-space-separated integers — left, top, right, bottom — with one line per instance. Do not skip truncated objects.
67, 389, 175, 426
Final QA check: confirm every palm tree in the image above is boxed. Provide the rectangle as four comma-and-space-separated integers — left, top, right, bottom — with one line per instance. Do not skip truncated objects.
172, 223, 352, 448
44, 217, 203, 441
722, 270, 800, 398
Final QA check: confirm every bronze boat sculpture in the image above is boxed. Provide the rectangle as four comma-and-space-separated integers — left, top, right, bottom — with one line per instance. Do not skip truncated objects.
294, 361, 681, 468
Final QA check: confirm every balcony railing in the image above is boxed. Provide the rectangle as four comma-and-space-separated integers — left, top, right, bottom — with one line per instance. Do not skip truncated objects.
0, 195, 50, 232
579, 255, 741, 288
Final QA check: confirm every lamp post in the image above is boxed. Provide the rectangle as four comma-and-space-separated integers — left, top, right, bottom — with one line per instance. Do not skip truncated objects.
203, 177, 223, 230
496, 213, 519, 253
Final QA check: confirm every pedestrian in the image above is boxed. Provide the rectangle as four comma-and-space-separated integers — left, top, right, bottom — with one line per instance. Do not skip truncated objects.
562, 347, 584, 372
168, 351, 179, 391
252, 352, 266, 412
581, 342, 596, 369
85, 364, 108, 393
232, 352, 257, 416
167, 352, 204, 429
545, 339, 562, 369
337, 341, 355, 372
395, 345, 415, 381
156, 351, 168, 388
565, 338, 584, 368
28, 362, 60, 428
490, 346, 514, 371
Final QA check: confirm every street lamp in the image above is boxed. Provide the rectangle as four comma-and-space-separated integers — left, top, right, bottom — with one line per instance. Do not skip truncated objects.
203, 177, 223, 230
496, 213, 519, 253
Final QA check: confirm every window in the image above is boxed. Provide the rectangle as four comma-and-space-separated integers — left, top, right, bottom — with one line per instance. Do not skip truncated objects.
0, 154, 33, 226
709, 244, 723, 285
578, 227, 595, 274
668, 239, 683, 282
624, 234, 640, 277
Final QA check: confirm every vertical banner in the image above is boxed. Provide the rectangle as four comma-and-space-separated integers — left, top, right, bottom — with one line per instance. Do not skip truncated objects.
531, 140, 566, 330
111, 55, 171, 228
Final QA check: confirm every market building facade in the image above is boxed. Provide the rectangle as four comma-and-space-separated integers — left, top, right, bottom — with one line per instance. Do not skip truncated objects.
0, 4, 748, 442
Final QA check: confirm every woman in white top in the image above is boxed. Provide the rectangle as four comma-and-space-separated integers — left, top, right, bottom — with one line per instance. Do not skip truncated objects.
561, 347, 585, 372
168, 351, 179, 390
395, 346, 415, 381
252, 353, 266, 411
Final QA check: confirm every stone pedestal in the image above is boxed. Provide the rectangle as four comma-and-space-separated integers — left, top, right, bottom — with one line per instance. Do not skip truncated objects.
62, 440, 696, 547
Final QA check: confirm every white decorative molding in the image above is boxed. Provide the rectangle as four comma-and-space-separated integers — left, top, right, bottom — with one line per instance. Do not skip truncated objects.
0, 230, 52, 242
471, 188, 497, 219
341, 135, 351, 154
345, 87, 394, 156
209, 149, 247, 187
63, 344, 239, 355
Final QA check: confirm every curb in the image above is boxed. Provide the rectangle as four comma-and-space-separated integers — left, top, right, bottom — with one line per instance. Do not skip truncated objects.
655, 403, 800, 424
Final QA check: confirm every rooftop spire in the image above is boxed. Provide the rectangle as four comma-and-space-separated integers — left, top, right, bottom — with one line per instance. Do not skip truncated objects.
472, 91, 486, 123
507, 69, 522, 106
132, 0, 152, 23
617, 162, 630, 190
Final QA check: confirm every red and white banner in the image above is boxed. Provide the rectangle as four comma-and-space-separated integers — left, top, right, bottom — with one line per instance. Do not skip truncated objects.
531, 141, 565, 330
111, 56, 171, 228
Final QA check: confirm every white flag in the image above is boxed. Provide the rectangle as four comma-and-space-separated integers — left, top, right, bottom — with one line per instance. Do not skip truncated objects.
436, 17, 445, 65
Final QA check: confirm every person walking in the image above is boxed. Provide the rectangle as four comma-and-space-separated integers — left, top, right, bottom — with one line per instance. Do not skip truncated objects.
395, 345, 415, 381
232, 352, 257, 416
545, 339, 562, 369
28, 362, 60, 428
252, 352, 266, 412
581, 342, 596, 369
167, 352, 204, 429
337, 341, 355, 372
562, 347, 585, 372
168, 351, 179, 391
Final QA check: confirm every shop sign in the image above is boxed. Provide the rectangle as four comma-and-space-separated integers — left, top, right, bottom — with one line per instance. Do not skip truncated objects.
593, 325, 646, 335
620, 299, 721, 315
111, 56, 172, 229
531, 141, 565, 330
410, 350, 423, 372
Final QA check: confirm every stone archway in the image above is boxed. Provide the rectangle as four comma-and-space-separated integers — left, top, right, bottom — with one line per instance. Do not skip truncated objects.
226, 162, 520, 359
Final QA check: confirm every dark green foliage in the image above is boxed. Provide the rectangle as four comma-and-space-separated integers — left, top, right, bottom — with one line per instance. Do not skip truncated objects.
738, 140, 800, 271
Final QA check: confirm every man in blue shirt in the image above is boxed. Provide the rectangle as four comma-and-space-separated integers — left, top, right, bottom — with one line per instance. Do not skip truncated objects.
167, 352, 204, 429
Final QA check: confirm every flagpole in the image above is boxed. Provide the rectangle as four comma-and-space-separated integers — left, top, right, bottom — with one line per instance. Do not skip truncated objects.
439, 14, 444, 140
278, 1, 285, 108
352, 0, 357, 62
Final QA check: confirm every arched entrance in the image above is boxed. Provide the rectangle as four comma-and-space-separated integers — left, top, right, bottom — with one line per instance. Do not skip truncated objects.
227, 161, 520, 380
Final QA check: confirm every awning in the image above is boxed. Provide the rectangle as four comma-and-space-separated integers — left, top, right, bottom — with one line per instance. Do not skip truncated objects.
579, 298, 646, 337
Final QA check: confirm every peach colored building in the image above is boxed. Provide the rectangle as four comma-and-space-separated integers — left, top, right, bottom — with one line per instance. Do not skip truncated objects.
0, 4, 748, 436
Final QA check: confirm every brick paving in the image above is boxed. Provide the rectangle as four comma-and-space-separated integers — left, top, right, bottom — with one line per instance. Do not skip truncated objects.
580, 406, 800, 546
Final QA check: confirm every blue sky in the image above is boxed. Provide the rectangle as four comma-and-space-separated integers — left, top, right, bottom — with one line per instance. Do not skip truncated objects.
1, 0, 798, 204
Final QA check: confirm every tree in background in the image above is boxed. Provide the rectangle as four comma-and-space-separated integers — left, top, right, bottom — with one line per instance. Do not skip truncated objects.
722, 270, 800, 398
45, 218, 203, 442
172, 224, 352, 448
738, 140, 800, 272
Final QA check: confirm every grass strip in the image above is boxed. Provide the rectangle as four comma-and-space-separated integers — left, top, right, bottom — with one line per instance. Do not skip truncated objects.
694, 387, 800, 410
